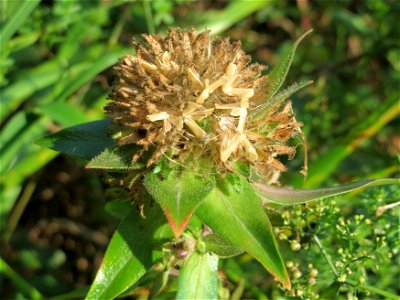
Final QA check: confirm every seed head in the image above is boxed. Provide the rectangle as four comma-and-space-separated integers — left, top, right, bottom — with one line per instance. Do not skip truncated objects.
106, 28, 302, 181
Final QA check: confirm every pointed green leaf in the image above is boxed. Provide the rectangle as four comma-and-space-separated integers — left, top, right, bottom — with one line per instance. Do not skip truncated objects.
176, 251, 218, 300
266, 29, 313, 99
203, 233, 244, 258
36, 120, 115, 159
86, 146, 143, 170
196, 174, 290, 289
251, 80, 313, 120
144, 169, 215, 238
253, 178, 399, 205
86, 205, 172, 300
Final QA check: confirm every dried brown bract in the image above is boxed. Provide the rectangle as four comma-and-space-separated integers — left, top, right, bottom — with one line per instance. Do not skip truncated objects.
106, 28, 303, 181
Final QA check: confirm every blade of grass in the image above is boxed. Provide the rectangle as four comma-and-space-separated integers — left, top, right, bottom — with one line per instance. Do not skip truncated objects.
2, 179, 36, 242
0, 113, 49, 174
198, 0, 270, 35
54, 48, 129, 103
0, 59, 67, 120
143, 0, 155, 34
39, 102, 90, 127
1, 148, 57, 188
0, 185, 21, 233
0, 256, 43, 300
0, 0, 41, 54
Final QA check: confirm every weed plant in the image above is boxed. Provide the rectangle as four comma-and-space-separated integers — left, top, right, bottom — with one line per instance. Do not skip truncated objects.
0, 1, 399, 299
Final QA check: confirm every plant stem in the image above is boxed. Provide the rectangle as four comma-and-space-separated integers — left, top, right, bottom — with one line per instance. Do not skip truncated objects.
312, 234, 339, 276
2, 179, 36, 242
312, 235, 399, 300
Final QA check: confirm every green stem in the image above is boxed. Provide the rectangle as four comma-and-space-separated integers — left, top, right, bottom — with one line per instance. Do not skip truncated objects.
312, 235, 399, 300
312, 234, 339, 276
2, 179, 36, 242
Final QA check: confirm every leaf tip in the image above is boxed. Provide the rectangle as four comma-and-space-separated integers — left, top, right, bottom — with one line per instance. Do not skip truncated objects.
164, 209, 193, 238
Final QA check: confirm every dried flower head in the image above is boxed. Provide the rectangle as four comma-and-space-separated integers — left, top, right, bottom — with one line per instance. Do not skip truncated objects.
106, 28, 303, 181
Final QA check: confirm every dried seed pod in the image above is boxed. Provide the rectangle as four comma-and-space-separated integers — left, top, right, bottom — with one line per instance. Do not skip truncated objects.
106, 28, 303, 180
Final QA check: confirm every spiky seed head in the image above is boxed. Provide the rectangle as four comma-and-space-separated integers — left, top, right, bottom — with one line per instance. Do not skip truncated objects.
106, 28, 302, 182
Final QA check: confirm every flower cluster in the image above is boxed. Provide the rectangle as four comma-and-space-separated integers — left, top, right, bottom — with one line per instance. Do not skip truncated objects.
106, 28, 302, 181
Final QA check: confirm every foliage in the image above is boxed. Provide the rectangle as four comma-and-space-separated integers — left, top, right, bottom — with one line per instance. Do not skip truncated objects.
1, 1, 399, 299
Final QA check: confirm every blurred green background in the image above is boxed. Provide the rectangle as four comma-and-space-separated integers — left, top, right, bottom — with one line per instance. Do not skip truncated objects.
0, 0, 399, 299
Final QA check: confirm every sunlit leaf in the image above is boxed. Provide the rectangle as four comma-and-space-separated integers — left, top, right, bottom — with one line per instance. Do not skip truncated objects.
253, 178, 399, 205
0, 0, 41, 54
86, 204, 172, 300
197, 0, 270, 35
144, 169, 215, 238
39, 102, 90, 127
176, 251, 218, 300
196, 174, 290, 289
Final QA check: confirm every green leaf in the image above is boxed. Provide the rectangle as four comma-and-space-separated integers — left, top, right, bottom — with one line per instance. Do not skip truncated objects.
203, 233, 244, 258
0, 0, 41, 54
198, 0, 270, 35
36, 120, 115, 159
144, 169, 215, 238
1, 148, 57, 187
253, 178, 399, 205
266, 29, 313, 99
86, 205, 172, 300
86, 146, 143, 170
196, 174, 290, 289
251, 80, 313, 120
0, 56, 66, 121
176, 251, 218, 300
39, 102, 90, 127
104, 201, 132, 220
0, 112, 49, 174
